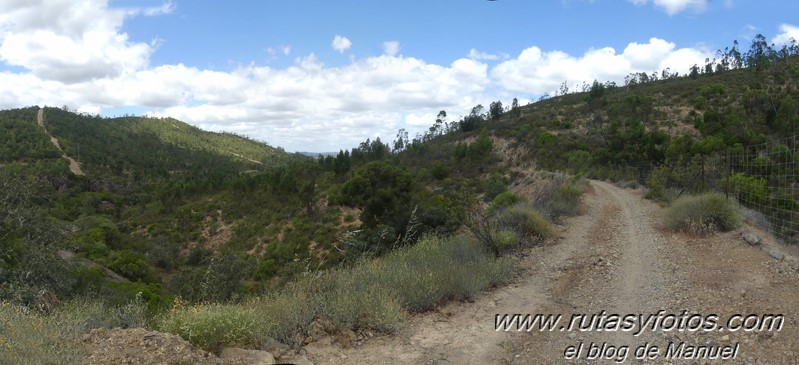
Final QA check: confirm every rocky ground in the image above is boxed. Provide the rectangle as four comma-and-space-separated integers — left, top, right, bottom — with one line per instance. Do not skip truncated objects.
81, 180, 799, 364
304, 180, 799, 364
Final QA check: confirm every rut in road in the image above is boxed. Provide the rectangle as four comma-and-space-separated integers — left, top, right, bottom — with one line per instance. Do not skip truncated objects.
37, 107, 84, 175
302, 180, 799, 364
303, 180, 673, 364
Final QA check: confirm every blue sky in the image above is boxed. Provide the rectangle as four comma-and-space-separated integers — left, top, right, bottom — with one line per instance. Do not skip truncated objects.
0, 0, 797, 152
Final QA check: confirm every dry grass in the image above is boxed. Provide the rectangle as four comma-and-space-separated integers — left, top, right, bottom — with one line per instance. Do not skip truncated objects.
157, 233, 515, 350
664, 192, 742, 235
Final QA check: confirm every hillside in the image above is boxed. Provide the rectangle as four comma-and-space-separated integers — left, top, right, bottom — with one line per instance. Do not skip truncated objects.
1, 108, 300, 306
1, 39, 799, 364
304, 181, 799, 364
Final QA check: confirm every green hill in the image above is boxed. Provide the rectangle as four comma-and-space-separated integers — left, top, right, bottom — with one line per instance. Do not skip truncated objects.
3, 36, 799, 362
1, 35, 797, 337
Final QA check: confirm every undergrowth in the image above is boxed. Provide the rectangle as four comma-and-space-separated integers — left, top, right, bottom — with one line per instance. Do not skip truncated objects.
158, 233, 514, 350
664, 192, 742, 234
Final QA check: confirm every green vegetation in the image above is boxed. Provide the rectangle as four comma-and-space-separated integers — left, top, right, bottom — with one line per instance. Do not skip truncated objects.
2, 32, 796, 360
496, 203, 554, 243
664, 193, 742, 234
0, 297, 148, 365
158, 233, 513, 350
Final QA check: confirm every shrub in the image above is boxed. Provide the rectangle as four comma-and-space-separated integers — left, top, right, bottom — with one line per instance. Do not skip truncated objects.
497, 203, 553, 243
726, 173, 768, 207
494, 229, 520, 249
158, 300, 262, 352
0, 297, 150, 365
317, 266, 405, 332
549, 183, 583, 217
430, 162, 449, 180
664, 193, 742, 234
483, 173, 507, 202
645, 165, 670, 201
0, 303, 84, 365
491, 191, 520, 210
156, 232, 514, 351
250, 282, 317, 347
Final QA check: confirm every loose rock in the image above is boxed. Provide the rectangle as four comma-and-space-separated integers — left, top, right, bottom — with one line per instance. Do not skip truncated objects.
769, 250, 785, 260
743, 232, 761, 246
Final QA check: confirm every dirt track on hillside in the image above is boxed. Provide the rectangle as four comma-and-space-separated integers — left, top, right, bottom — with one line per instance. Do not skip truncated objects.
37, 108, 84, 175
303, 180, 799, 364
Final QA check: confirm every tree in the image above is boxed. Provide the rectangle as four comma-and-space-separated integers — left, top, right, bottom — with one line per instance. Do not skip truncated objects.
511, 98, 521, 118
489, 101, 503, 120
461, 104, 485, 132
588, 80, 605, 100
393, 128, 408, 152
436, 110, 447, 129
746, 34, 773, 70
0, 172, 70, 308
689, 64, 700, 79
339, 160, 414, 230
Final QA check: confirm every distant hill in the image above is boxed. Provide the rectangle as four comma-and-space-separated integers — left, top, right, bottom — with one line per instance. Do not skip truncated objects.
298, 151, 338, 157
1, 41, 797, 313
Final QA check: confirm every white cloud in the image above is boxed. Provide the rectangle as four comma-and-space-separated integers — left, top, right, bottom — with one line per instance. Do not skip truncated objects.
467, 49, 510, 61
137, 0, 176, 16
266, 46, 292, 60
492, 37, 710, 95
468, 49, 498, 61
0, 0, 165, 83
773, 24, 799, 45
332, 35, 352, 53
383, 41, 400, 56
0, 0, 738, 152
628, 0, 708, 15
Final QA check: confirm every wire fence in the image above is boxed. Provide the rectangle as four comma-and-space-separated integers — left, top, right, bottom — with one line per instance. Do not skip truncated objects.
591, 135, 799, 245
726, 135, 799, 245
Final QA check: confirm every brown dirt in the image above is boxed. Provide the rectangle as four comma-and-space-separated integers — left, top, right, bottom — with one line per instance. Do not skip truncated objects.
37, 108, 85, 176
201, 210, 233, 250
303, 180, 799, 364
80, 327, 222, 365
80, 327, 305, 365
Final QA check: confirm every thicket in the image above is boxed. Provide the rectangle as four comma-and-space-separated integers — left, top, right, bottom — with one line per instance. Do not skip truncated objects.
664, 193, 742, 234
1, 33, 795, 361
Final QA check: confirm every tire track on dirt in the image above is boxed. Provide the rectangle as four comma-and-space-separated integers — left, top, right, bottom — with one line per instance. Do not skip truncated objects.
509, 181, 680, 364
304, 180, 799, 364
303, 183, 605, 364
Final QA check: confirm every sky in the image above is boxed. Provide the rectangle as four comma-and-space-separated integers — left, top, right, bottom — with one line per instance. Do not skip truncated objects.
1, 1, 798, 152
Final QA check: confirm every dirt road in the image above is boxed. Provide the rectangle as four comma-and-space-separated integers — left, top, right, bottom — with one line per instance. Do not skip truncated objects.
37, 108, 84, 175
304, 180, 799, 364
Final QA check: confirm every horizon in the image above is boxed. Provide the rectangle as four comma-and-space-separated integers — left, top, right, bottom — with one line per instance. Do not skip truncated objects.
0, 0, 797, 152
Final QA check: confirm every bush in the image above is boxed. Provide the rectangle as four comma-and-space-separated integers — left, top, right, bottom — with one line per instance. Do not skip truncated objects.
156, 233, 514, 351
726, 173, 768, 206
497, 203, 552, 243
528, 172, 585, 218
317, 266, 405, 333
483, 173, 507, 202
0, 303, 84, 365
0, 297, 150, 365
664, 193, 742, 234
494, 229, 520, 249
549, 183, 584, 217
491, 191, 520, 210
645, 165, 670, 201
158, 300, 262, 352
